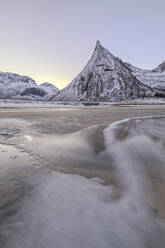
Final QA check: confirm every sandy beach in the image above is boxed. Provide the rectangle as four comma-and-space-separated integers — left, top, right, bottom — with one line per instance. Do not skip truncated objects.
0, 105, 165, 248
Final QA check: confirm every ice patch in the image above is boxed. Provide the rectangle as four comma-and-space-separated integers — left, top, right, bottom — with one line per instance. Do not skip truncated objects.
24, 135, 34, 142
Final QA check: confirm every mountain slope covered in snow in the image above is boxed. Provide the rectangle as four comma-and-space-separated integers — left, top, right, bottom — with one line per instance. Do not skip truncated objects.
0, 71, 59, 101
125, 62, 165, 91
39, 82, 59, 97
53, 41, 163, 102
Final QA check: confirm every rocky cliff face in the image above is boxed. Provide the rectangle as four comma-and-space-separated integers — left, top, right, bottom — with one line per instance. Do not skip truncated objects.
53, 41, 160, 102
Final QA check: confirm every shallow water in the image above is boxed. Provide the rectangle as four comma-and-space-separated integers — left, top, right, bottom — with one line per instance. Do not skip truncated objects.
0, 110, 165, 247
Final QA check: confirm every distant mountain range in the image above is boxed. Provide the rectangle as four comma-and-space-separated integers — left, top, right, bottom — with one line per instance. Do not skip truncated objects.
1, 41, 165, 102
0, 72, 59, 101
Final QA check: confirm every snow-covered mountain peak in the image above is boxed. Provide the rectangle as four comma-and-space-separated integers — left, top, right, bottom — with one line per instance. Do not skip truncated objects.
39, 82, 59, 96
53, 41, 157, 102
0, 71, 36, 85
94, 40, 108, 52
95, 40, 102, 49
0, 71, 59, 101
40, 82, 58, 89
92, 40, 115, 66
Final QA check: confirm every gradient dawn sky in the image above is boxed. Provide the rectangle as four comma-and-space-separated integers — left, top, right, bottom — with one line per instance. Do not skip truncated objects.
0, 0, 165, 89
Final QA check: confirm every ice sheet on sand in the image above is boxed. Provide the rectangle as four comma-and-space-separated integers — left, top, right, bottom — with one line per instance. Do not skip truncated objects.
4, 171, 153, 248
2, 116, 165, 248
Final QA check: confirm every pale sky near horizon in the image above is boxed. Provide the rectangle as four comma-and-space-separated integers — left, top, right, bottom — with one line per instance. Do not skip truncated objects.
0, 0, 165, 89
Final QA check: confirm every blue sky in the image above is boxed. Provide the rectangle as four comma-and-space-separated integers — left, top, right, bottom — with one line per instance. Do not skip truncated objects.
0, 0, 165, 89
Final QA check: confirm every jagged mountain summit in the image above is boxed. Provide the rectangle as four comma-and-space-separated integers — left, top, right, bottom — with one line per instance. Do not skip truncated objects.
53, 41, 164, 102
0, 71, 59, 101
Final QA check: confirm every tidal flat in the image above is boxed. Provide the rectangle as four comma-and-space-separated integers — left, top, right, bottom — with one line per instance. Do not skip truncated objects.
0, 105, 165, 248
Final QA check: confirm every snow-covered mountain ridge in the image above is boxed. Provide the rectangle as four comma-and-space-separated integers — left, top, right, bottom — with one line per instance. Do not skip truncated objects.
0, 71, 59, 100
125, 62, 165, 91
0, 41, 165, 102
53, 41, 165, 102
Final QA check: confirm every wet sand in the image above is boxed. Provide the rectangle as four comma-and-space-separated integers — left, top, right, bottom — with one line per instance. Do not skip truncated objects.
0, 105, 165, 248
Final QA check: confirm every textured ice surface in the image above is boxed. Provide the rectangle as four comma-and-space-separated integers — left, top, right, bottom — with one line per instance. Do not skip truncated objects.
1, 114, 165, 247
